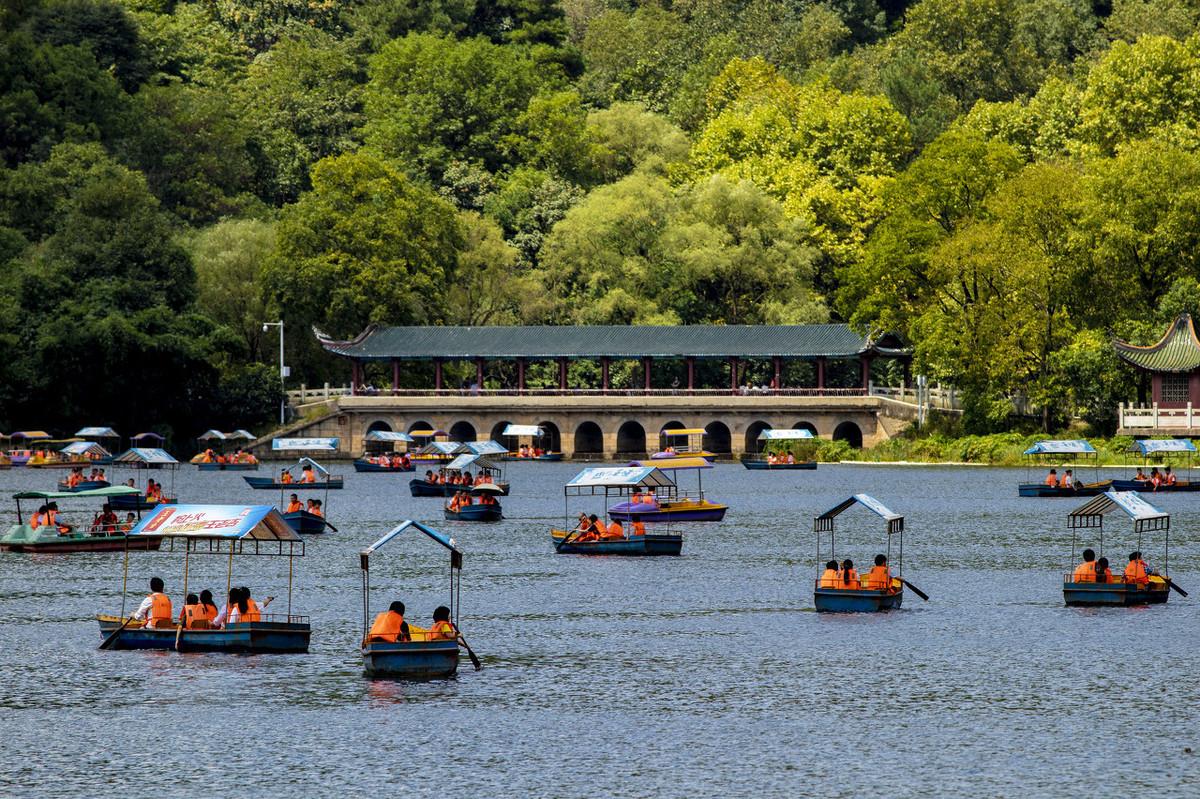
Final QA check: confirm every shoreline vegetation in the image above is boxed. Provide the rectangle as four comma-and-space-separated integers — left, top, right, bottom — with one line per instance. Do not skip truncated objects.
808, 433, 1174, 467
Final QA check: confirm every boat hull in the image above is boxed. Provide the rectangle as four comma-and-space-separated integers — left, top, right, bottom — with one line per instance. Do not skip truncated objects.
197, 462, 258, 471
551, 530, 683, 556
742, 460, 817, 470
410, 479, 445, 497
244, 476, 344, 490
608, 499, 727, 523
282, 510, 328, 535
1018, 482, 1110, 497
353, 460, 414, 473
98, 616, 310, 653
0, 528, 162, 553
504, 453, 564, 462
362, 640, 459, 678
109, 495, 175, 512
1063, 579, 1171, 606
55, 480, 111, 492
444, 505, 503, 522
651, 451, 715, 461
814, 587, 904, 613
1109, 479, 1200, 492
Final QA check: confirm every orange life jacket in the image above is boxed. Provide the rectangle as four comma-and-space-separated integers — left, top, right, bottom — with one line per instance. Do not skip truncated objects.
1124, 560, 1148, 585
308, 506, 323, 518
148, 592, 172, 627
818, 568, 839, 589
632, 521, 646, 536
839, 568, 861, 590
29, 512, 45, 530
430, 620, 456, 640
603, 521, 624, 539
1044, 474, 1057, 487
1072, 561, 1096, 582
865, 565, 891, 590
281, 473, 293, 484
237, 599, 261, 623
367, 611, 408, 642
286, 500, 302, 513
301, 471, 315, 483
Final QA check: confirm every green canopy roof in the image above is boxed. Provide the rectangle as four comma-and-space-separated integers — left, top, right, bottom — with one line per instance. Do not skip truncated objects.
316, 324, 905, 361
13, 486, 141, 500
1114, 315, 1200, 372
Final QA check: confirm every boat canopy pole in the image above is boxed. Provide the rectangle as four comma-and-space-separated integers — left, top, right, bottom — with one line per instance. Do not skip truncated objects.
120, 536, 130, 619
226, 546, 234, 603
361, 553, 369, 641
288, 552, 293, 618
181, 545, 190, 609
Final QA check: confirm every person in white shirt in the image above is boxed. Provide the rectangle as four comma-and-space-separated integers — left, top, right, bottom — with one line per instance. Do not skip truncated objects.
132, 577, 172, 628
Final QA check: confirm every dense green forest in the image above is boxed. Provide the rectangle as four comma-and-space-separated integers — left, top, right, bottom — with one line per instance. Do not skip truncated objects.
4, 0, 1200, 439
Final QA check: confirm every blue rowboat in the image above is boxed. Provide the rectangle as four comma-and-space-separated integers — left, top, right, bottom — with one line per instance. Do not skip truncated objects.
362, 638, 459, 679
550, 529, 682, 556
0, 527, 161, 553
441, 481, 509, 497
197, 462, 258, 472
607, 498, 727, 523
282, 509, 329, 535
742, 460, 817, 470
244, 476, 344, 490
109, 494, 174, 512
1019, 482, 1109, 497
1109, 479, 1200, 492
814, 584, 904, 612
97, 614, 310, 653
1063, 577, 1170, 607
353, 459, 414, 473
443, 503, 502, 522
410, 479, 445, 497
55, 480, 111, 492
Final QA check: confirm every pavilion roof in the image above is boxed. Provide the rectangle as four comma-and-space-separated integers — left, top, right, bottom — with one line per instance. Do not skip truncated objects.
314, 324, 905, 361
1114, 315, 1200, 372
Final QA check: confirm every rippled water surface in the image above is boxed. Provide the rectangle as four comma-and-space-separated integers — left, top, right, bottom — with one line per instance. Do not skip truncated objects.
1, 462, 1198, 797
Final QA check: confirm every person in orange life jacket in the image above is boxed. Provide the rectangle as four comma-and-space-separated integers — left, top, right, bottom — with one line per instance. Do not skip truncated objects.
1044, 469, 1058, 487
307, 499, 323, 517
572, 512, 598, 542
120, 512, 136, 533
229, 587, 272, 624
46, 502, 72, 534
133, 577, 173, 628
286, 494, 302, 513
818, 560, 840, 588
280, 469, 293, 484
94, 503, 119, 535
429, 605, 457, 640
1094, 557, 1113, 583
630, 520, 646, 536
189, 589, 219, 628
301, 464, 316, 483
1060, 470, 1076, 489
602, 519, 624, 539
839, 559, 860, 589
178, 593, 198, 625
29, 504, 49, 530
1165, 466, 1177, 485
589, 514, 607, 538
367, 600, 412, 643
1124, 551, 1151, 585
1133, 468, 1148, 483
864, 554, 891, 590
1072, 548, 1096, 582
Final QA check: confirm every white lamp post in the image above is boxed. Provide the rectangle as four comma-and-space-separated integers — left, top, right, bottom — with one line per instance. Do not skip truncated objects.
262, 320, 287, 425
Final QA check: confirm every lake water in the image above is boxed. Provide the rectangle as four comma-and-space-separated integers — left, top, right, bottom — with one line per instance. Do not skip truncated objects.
1, 462, 1197, 797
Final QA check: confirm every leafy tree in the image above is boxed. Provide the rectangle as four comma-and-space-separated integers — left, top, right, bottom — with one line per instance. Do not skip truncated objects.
27, 0, 148, 90
133, 2, 249, 86
348, 0, 474, 50
186, 217, 274, 357
483, 166, 584, 267
445, 211, 522, 325
201, 0, 345, 54
1105, 0, 1200, 44
587, 102, 690, 182
577, 6, 692, 112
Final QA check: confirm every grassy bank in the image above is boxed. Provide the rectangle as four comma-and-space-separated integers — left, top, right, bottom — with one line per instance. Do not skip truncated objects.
814, 433, 1150, 466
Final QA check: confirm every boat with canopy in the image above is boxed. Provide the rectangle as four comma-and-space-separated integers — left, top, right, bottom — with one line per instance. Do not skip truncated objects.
409, 429, 453, 461
1110, 439, 1200, 492
360, 520, 477, 678
608, 458, 727, 523
501, 424, 563, 460
0, 486, 158, 553
74, 427, 120, 463
552, 467, 683, 555
813, 494, 918, 612
355, 430, 415, 472
272, 458, 337, 534
1018, 440, 1109, 497
191, 430, 259, 470
6, 431, 53, 466
246, 441, 344, 489
1062, 491, 1184, 606
109, 448, 179, 511
444, 483, 504, 522
651, 428, 715, 461
409, 443, 476, 496
742, 429, 818, 470
97, 504, 310, 652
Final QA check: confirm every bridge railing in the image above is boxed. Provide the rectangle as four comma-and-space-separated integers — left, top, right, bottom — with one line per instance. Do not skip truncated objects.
868, 383, 958, 410
1120, 402, 1200, 430
289, 385, 875, 401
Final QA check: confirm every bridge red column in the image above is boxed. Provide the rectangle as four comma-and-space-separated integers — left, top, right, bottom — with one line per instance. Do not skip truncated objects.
476, 358, 484, 389
601, 358, 610, 393
558, 358, 568, 390
860, 356, 871, 390
773, 356, 781, 392
686, 357, 695, 392
816, 357, 826, 391
434, 359, 443, 391
391, 360, 400, 394
351, 361, 360, 394
729, 357, 739, 392
517, 358, 526, 395
643, 357, 652, 391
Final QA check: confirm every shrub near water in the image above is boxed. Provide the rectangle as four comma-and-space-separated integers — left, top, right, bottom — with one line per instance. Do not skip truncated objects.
826, 432, 1152, 465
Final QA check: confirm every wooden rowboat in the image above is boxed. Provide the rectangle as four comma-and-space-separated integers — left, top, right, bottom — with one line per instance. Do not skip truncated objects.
551, 529, 682, 556
97, 614, 310, 652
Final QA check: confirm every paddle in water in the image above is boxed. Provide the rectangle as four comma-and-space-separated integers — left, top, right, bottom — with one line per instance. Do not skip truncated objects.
1166, 578, 1189, 597
902, 579, 930, 601
456, 632, 482, 671
98, 616, 135, 650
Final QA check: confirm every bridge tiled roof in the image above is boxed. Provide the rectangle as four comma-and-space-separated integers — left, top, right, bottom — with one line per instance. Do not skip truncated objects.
1114, 315, 1200, 373
315, 324, 905, 361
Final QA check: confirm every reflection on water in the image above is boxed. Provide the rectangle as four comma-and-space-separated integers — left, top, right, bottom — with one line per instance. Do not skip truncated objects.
0, 462, 1198, 797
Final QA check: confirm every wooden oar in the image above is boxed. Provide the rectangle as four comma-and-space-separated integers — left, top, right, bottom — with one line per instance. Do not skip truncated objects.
98, 616, 135, 650
554, 527, 582, 553
174, 619, 185, 651
901, 579, 930, 601
322, 519, 339, 533
1166, 578, 1189, 597
456, 632, 482, 670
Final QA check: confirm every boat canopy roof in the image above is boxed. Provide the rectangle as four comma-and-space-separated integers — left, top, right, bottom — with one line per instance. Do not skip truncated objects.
1070, 491, 1167, 524
1023, 439, 1096, 455
360, 519, 461, 571
75, 426, 119, 438
502, 424, 543, 437
364, 430, 414, 443
419, 441, 460, 455
197, 429, 226, 441
445, 453, 499, 471
131, 432, 166, 442
10, 431, 52, 441
1131, 438, 1196, 455
288, 457, 329, 475
14, 485, 141, 500
458, 440, 508, 456
628, 457, 712, 471
758, 428, 815, 440
113, 447, 178, 465
61, 441, 110, 457
409, 429, 445, 438
566, 466, 675, 489
814, 494, 904, 534
131, 505, 301, 541
229, 429, 255, 440
272, 437, 339, 451
662, 428, 705, 436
